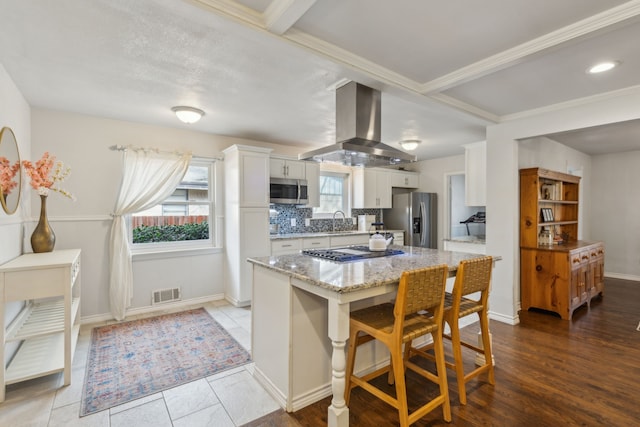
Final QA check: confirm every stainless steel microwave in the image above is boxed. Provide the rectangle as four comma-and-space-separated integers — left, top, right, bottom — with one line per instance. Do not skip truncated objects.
270, 178, 308, 204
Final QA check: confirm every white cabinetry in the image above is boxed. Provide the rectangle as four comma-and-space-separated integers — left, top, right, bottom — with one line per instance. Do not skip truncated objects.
390, 170, 419, 188
270, 157, 306, 179
353, 168, 391, 209
224, 145, 271, 306
303, 236, 330, 249
271, 239, 302, 256
464, 141, 486, 206
0, 249, 81, 402
303, 161, 320, 208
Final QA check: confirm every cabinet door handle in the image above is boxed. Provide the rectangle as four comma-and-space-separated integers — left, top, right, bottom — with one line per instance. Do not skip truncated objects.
282, 244, 292, 247
535, 265, 542, 272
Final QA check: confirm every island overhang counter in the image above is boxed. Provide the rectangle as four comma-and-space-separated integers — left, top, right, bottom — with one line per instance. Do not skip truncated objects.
247, 246, 496, 427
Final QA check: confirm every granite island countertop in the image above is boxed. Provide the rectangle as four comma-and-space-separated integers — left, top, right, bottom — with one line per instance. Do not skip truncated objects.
270, 230, 404, 240
248, 245, 498, 294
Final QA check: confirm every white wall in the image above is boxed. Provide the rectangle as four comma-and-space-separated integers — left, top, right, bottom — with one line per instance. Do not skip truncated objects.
0, 63, 31, 366
30, 108, 296, 321
591, 150, 640, 280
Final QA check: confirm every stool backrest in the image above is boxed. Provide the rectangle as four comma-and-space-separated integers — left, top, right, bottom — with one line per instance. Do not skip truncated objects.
395, 264, 448, 319
452, 256, 493, 301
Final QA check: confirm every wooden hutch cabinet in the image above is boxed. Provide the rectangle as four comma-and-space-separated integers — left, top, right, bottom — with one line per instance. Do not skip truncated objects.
519, 168, 604, 320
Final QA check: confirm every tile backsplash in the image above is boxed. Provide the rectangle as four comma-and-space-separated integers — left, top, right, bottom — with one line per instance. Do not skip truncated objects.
270, 204, 382, 234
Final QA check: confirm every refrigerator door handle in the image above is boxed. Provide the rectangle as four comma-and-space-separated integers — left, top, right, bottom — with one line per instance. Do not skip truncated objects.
420, 201, 427, 246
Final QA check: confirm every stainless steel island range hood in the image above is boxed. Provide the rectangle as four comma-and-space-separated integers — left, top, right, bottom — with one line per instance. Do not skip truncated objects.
299, 81, 416, 168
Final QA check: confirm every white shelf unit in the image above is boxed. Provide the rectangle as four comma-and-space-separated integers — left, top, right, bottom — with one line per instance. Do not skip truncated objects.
0, 249, 81, 402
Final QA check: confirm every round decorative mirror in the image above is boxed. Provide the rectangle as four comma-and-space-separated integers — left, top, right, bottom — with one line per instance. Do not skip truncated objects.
0, 126, 21, 215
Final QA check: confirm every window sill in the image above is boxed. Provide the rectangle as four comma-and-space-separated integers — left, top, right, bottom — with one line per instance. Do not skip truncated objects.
132, 246, 223, 261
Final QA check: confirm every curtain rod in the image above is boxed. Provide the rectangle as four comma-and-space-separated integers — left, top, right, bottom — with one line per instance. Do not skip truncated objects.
108, 144, 223, 160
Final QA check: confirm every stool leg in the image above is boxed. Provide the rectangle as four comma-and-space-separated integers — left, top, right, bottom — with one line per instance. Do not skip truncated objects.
449, 316, 467, 405
479, 310, 495, 385
344, 328, 360, 404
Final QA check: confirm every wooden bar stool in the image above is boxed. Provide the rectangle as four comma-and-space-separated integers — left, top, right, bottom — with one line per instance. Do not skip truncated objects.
344, 265, 451, 426
442, 256, 495, 405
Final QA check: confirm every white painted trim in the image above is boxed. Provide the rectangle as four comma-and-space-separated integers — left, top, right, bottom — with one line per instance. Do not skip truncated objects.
0, 216, 23, 226
488, 310, 520, 326
253, 366, 289, 411
188, 0, 263, 27
132, 246, 223, 261
501, 84, 640, 123
429, 93, 499, 123
420, 1, 640, 94
79, 294, 225, 325
264, 0, 317, 35
284, 28, 422, 93
604, 272, 640, 282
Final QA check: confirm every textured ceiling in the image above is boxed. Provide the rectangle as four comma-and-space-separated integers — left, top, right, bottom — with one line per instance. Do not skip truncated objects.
1, 0, 640, 160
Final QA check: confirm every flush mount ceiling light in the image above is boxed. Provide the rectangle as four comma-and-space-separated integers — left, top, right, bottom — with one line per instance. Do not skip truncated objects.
587, 61, 620, 74
171, 106, 205, 124
399, 139, 421, 151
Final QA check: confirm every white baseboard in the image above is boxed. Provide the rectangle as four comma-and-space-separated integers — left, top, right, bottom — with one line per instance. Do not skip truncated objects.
604, 272, 640, 282
488, 310, 520, 325
80, 293, 226, 325
253, 366, 289, 411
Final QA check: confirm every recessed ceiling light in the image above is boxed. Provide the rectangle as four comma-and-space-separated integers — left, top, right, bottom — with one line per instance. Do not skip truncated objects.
171, 106, 205, 124
587, 61, 620, 74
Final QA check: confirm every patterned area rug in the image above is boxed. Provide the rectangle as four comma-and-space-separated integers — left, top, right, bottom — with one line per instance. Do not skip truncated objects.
80, 308, 251, 416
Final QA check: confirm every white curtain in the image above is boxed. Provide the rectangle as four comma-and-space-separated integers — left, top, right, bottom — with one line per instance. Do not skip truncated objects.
109, 148, 192, 320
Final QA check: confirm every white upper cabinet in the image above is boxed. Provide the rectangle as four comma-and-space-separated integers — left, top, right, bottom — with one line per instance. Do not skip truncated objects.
224, 145, 271, 207
270, 157, 306, 179
464, 141, 486, 206
303, 161, 320, 208
390, 170, 419, 188
353, 168, 391, 209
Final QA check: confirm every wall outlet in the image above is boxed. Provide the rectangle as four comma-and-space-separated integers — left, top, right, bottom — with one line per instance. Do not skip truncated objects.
291, 218, 296, 226
305, 218, 311, 227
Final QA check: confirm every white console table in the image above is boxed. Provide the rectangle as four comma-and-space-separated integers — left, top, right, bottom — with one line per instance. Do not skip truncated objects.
0, 249, 81, 402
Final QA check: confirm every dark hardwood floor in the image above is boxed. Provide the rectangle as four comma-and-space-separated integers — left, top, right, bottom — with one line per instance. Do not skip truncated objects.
244, 278, 640, 426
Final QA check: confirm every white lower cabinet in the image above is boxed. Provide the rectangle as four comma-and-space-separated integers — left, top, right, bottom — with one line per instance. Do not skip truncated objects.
270, 234, 369, 256
271, 239, 303, 256
0, 249, 81, 402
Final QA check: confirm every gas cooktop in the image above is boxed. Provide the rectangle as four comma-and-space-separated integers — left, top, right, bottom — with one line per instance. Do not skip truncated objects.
302, 246, 404, 262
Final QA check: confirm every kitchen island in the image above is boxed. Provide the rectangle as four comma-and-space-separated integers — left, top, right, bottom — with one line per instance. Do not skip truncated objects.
247, 246, 495, 427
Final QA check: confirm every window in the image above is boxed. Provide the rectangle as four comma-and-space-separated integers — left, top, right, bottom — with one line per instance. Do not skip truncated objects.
131, 159, 215, 247
313, 171, 349, 218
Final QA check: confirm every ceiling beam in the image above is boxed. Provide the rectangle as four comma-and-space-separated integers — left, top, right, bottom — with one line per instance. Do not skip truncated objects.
419, 0, 640, 94
264, 0, 317, 35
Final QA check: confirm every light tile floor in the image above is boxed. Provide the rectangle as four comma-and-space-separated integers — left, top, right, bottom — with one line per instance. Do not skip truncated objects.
0, 300, 280, 427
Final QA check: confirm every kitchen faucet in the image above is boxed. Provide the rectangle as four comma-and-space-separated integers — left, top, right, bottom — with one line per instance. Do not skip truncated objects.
332, 210, 346, 232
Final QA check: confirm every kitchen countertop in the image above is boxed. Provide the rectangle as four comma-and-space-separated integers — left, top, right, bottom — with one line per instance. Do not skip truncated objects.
270, 230, 404, 240
443, 235, 486, 244
247, 245, 497, 294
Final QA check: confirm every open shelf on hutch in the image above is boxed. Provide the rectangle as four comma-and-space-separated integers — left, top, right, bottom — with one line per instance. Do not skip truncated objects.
520, 167, 580, 247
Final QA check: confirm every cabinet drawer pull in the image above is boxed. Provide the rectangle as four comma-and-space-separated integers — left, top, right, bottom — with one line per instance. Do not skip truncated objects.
536, 265, 542, 272
282, 244, 292, 247
572, 258, 580, 264
582, 255, 589, 260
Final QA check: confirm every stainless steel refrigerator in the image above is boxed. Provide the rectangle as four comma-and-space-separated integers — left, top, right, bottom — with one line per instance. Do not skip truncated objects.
383, 192, 437, 248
